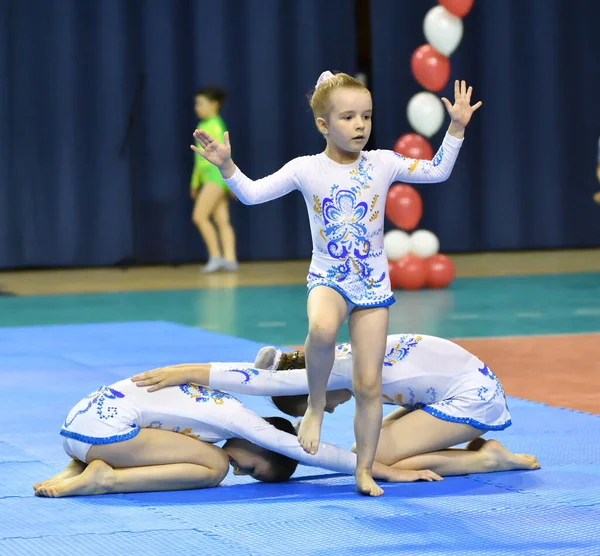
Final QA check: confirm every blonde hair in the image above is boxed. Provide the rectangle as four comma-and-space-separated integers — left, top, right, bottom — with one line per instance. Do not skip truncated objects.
309, 72, 368, 119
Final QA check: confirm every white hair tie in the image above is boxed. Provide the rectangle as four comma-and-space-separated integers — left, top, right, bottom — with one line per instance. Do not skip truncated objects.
316, 71, 335, 88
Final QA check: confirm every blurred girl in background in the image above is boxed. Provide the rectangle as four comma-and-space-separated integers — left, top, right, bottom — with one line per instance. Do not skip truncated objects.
191, 87, 238, 272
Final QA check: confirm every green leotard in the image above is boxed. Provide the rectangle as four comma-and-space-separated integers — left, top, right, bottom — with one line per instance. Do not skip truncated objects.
191, 115, 229, 192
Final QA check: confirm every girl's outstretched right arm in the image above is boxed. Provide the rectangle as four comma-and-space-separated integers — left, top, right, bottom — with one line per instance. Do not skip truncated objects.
191, 130, 299, 205
217, 405, 442, 483
131, 362, 349, 395
207, 363, 350, 396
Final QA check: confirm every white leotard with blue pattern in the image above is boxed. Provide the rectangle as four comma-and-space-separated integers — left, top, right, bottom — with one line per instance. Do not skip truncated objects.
60, 379, 357, 473
209, 334, 511, 431
224, 133, 463, 307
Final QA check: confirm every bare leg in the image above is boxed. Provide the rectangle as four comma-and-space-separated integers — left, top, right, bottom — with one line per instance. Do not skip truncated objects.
34, 429, 229, 498
348, 306, 389, 497
193, 182, 226, 266
391, 439, 540, 476
297, 287, 347, 455
375, 410, 539, 476
213, 196, 238, 266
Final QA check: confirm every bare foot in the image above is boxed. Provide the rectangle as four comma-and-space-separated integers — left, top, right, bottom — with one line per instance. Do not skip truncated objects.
33, 459, 86, 492
480, 439, 540, 472
355, 469, 384, 497
35, 460, 114, 498
297, 405, 324, 455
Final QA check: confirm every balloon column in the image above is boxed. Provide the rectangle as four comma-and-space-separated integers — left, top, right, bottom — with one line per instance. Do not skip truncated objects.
384, 0, 474, 291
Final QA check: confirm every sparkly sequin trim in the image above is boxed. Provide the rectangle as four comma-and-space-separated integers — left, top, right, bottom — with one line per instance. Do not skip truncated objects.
420, 406, 512, 431
60, 426, 141, 445
307, 280, 396, 308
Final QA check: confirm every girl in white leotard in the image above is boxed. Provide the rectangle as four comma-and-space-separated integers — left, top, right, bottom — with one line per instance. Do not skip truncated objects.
33, 375, 439, 498
134, 334, 539, 477
191, 73, 481, 496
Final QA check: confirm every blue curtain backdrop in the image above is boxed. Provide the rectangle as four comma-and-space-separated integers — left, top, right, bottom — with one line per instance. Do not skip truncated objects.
370, 0, 600, 252
0, 0, 599, 269
0, 0, 356, 268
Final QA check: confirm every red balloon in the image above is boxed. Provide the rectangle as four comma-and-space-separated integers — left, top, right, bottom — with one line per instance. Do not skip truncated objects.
411, 44, 451, 93
389, 254, 426, 291
439, 0, 474, 18
389, 262, 400, 290
394, 133, 434, 160
425, 254, 456, 288
386, 184, 423, 231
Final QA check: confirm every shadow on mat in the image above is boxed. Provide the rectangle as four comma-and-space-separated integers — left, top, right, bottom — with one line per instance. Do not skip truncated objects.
72, 473, 537, 507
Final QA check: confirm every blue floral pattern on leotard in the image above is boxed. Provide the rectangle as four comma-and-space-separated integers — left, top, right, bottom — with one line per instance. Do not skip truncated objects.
393, 146, 444, 176
425, 387, 438, 404
383, 335, 423, 366
63, 386, 125, 428
224, 368, 261, 384
432, 146, 444, 167
437, 396, 457, 408
476, 364, 506, 403
348, 156, 374, 190
308, 153, 395, 306
325, 258, 386, 291
317, 175, 386, 298
335, 343, 352, 359
322, 186, 370, 260
179, 383, 234, 405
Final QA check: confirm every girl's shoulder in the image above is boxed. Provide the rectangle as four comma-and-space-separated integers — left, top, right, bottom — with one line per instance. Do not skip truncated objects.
364, 148, 401, 159
284, 153, 324, 171
363, 149, 410, 170
293, 152, 323, 163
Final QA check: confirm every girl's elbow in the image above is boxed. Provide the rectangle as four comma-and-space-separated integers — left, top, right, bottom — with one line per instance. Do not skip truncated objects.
433, 172, 452, 183
235, 195, 254, 206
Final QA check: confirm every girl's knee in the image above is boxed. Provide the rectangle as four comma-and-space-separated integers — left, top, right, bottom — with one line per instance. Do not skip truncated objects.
203, 448, 229, 486
308, 320, 339, 347
207, 459, 229, 487
352, 378, 382, 400
213, 214, 231, 230
192, 212, 210, 228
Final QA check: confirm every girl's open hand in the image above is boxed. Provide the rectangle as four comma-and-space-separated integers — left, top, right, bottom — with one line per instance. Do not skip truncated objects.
441, 80, 482, 130
131, 365, 196, 392
191, 130, 232, 169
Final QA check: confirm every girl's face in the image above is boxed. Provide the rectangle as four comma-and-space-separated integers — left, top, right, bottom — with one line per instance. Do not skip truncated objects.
223, 439, 275, 482
195, 95, 219, 120
317, 88, 372, 154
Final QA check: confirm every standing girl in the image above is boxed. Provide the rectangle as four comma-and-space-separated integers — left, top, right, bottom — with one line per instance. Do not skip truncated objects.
191, 87, 238, 272
191, 73, 481, 495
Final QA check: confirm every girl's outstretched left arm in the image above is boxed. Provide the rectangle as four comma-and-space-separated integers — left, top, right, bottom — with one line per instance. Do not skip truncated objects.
387, 80, 482, 184
131, 362, 347, 394
221, 406, 442, 483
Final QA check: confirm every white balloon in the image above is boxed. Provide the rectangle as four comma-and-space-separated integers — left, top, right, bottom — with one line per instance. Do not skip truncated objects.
384, 230, 410, 261
409, 230, 440, 259
407, 92, 445, 138
423, 6, 463, 57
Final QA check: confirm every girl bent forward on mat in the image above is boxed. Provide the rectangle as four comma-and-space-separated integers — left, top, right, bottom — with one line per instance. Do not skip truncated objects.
134, 334, 539, 477
33, 375, 439, 498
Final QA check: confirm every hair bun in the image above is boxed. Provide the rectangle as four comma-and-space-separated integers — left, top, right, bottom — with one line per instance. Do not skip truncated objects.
316, 71, 335, 88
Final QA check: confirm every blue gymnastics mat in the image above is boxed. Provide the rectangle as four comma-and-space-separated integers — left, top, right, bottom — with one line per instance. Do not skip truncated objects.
0, 321, 599, 556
